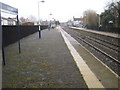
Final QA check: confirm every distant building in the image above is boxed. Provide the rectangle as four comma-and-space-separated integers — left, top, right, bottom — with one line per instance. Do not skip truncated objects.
19, 18, 35, 25
73, 17, 82, 27
40, 20, 48, 25
73, 17, 81, 21
20, 22, 34, 25
67, 20, 73, 26
1, 17, 16, 25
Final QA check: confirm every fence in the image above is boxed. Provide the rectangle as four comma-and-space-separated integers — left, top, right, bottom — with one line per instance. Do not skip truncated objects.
2, 25, 48, 47
86, 26, 120, 34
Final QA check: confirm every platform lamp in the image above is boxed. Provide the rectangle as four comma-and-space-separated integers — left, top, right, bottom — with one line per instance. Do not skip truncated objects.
48, 13, 52, 30
38, 0, 45, 38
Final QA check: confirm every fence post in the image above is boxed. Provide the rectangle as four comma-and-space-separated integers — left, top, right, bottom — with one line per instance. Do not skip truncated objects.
2, 40, 5, 65
17, 15, 21, 54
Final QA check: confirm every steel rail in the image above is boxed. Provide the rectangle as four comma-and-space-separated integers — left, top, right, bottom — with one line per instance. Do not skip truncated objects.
71, 28, 120, 48
65, 29, 120, 64
71, 29, 119, 53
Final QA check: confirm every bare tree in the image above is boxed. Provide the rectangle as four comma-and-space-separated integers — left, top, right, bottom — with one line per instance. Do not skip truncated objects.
83, 9, 99, 27
27, 15, 37, 22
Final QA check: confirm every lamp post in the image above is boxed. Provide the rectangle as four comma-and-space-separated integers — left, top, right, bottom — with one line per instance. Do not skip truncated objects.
97, 14, 101, 30
38, 0, 45, 38
52, 18, 56, 27
48, 13, 52, 30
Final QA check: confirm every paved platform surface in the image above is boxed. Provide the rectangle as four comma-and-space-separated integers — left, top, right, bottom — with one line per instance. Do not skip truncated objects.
2, 26, 119, 89
2, 27, 88, 88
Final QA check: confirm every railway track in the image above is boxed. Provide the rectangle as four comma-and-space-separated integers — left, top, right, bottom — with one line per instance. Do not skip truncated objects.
62, 27, 120, 75
72, 28, 120, 52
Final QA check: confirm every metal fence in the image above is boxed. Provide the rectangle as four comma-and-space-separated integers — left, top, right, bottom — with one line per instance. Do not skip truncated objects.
86, 26, 120, 34
2, 25, 48, 46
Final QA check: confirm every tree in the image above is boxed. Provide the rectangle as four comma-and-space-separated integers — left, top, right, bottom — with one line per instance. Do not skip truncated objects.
27, 15, 37, 22
83, 9, 99, 27
100, 9, 115, 27
111, 1, 120, 27
101, 0, 120, 27
19, 17, 28, 23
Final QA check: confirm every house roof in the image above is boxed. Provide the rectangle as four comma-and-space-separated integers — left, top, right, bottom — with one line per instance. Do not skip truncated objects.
1, 17, 16, 22
73, 17, 83, 21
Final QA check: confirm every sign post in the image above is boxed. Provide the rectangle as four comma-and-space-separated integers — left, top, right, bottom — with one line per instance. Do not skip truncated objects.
17, 15, 21, 53
0, 2, 5, 65
0, 2, 19, 65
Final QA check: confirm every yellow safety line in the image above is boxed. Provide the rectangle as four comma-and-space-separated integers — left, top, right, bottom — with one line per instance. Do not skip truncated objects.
59, 26, 104, 88
66, 27, 119, 78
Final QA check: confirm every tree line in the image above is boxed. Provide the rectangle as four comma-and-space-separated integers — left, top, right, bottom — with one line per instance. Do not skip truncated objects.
82, 0, 120, 28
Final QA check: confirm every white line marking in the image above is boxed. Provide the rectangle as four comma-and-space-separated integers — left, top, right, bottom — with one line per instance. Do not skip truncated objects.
59, 26, 104, 88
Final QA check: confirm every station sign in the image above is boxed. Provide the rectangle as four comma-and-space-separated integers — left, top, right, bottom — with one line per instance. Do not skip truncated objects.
0, 2, 18, 14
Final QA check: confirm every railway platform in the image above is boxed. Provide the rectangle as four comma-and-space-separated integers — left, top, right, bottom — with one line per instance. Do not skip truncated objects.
2, 26, 119, 89
70, 27, 120, 38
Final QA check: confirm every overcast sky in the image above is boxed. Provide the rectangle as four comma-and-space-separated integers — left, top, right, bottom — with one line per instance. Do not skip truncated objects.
1, 0, 111, 22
